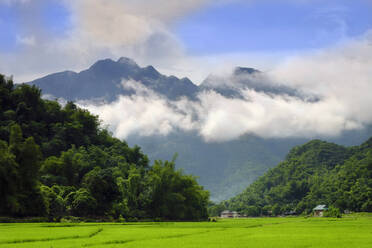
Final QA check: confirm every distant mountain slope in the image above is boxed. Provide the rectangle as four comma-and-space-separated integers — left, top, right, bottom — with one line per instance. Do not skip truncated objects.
27, 57, 302, 101
27, 57, 198, 101
199, 67, 304, 99
127, 132, 306, 201
211, 137, 372, 215
128, 126, 372, 202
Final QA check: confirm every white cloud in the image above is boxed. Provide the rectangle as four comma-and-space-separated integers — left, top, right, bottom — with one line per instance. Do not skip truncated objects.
0, 0, 211, 82
82, 83, 361, 142
80, 32, 372, 142
81, 80, 196, 138
0, 0, 299, 84
16, 35, 36, 46
270, 32, 372, 127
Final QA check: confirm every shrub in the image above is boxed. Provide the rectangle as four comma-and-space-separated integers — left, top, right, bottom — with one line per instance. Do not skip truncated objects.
324, 206, 342, 218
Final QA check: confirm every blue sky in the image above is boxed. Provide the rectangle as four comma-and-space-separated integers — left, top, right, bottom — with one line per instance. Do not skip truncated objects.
174, 0, 372, 54
41, 1, 71, 35
1, 0, 372, 84
1, 0, 371, 55
0, 4, 18, 51
0, 0, 70, 52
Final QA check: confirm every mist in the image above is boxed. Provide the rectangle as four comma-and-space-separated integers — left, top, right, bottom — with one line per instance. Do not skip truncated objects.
82, 33, 372, 142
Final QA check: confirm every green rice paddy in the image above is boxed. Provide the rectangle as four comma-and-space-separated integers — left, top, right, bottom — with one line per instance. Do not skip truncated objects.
1, 214, 371, 248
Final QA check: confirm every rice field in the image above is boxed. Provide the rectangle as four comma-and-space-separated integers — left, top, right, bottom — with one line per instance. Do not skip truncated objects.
0, 214, 371, 248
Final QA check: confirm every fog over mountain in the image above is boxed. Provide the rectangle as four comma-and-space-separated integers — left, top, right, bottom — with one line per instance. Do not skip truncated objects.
199, 67, 307, 100
26, 56, 372, 201
28, 57, 326, 142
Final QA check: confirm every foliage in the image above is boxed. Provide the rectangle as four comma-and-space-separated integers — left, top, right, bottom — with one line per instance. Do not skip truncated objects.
0, 74, 209, 220
215, 139, 372, 216
146, 159, 209, 220
324, 206, 342, 218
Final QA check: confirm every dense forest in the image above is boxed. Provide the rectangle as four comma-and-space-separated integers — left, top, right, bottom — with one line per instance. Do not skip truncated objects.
0, 74, 209, 221
210, 138, 372, 216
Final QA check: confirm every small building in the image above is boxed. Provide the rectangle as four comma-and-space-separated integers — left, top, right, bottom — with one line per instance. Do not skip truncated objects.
313, 205, 328, 217
221, 210, 233, 218
220, 210, 241, 218
232, 211, 240, 218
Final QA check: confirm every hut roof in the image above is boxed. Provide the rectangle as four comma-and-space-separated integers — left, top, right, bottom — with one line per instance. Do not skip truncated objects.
313, 205, 328, 211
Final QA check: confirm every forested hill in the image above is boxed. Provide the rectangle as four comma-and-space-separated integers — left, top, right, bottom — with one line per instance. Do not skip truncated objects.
210, 138, 372, 216
0, 74, 209, 221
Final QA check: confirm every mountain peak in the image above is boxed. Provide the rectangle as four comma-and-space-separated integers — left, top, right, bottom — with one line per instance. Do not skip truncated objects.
143, 65, 161, 79
28, 56, 199, 101
117, 57, 138, 66
234, 67, 260, 76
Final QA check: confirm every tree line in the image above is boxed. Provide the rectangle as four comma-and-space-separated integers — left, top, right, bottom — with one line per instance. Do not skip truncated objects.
210, 138, 372, 216
0, 74, 209, 221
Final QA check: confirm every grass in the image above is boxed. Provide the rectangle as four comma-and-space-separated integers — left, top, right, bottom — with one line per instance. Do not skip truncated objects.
0, 214, 371, 248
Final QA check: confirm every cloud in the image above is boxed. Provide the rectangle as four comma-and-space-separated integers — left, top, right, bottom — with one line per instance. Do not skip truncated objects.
81, 80, 196, 138
83, 85, 363, 142
270, 32, 372, 126
0, 0, 297, 83
0, 0, 211, 82
15, 35, 35, 46
81, 32, 372, 142
196, 90, 361, 141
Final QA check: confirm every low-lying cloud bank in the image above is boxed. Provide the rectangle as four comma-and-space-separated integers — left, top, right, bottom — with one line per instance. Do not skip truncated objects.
82, 34, 372, 142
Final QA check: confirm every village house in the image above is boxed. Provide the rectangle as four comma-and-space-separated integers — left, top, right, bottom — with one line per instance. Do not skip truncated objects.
220, 210, 240, 218
313, 205, 328, 217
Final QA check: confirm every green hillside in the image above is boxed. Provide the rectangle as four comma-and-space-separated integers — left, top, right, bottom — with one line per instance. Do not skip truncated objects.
0, 74, 209, 221
210, 138, 372, 216
128, 133, 303, 202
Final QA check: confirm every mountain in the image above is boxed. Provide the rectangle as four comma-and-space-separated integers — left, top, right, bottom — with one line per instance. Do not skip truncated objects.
27, 57, 301, 101
27, 57, 198, 101
25, 57, 372, 201
210, 137, 372, 216
128, 124, 372, 202
199, 67, 305, 99
127, 132, 307, 202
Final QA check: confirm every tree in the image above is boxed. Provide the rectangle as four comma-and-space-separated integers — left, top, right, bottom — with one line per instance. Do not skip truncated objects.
146, 160, 209, 220
0, 140, 19, 215
40, 185, 65, 220
83, 167, 120, 215
324, 206, 342, 218
67, 188, 97, 217
5, 124, 46, 216
0, 76, 211, 220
